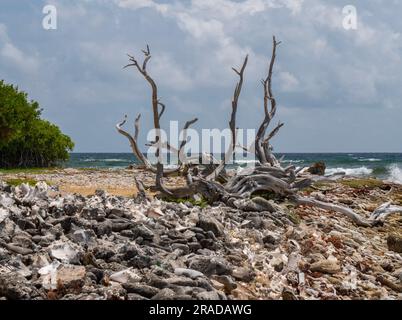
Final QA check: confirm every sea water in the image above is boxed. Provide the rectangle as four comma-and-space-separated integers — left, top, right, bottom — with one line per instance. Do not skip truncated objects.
65, 153, 402, 184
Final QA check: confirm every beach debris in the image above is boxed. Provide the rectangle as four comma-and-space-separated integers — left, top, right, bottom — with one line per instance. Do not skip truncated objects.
0, 172, 401, 300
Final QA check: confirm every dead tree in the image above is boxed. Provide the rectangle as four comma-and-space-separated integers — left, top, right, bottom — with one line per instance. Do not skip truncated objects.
117, 37, 402, 227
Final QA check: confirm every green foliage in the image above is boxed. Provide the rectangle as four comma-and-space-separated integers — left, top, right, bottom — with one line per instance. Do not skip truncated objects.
287, 210, 301, 225
5, 178, 39, 186
0, 167, 56, 174
0, 80, 74, 168
165, 196, 209, 208
340, 178, 384, 189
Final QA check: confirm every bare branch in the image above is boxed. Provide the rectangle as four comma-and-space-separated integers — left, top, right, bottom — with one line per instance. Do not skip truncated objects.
205, 55, 248, 181
255, 36, 281, 164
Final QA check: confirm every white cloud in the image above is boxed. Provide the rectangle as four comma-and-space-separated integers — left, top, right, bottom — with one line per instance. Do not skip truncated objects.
279, 71, 299, 91
0, 24, 39, 73
118, 0, 168, 13
151, 53, 193, 90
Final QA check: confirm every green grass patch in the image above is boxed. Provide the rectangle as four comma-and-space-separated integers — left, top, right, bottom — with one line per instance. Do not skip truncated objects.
287, 210, 301, 225
312, 181, 333, 189
164, 196, 209, 208
5, 178, 39, 186
340, 178, 384, 189
4, 178, 54, 187
0, 167, 57, 174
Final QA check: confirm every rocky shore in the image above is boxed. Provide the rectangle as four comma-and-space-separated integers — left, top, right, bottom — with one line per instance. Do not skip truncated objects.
0, 169, 401, 300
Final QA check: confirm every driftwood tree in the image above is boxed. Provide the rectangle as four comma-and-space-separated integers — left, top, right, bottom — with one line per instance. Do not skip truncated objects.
117, 36, 402, 228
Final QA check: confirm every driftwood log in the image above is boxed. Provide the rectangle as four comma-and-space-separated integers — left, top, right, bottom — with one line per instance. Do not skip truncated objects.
117, 37, 402, 227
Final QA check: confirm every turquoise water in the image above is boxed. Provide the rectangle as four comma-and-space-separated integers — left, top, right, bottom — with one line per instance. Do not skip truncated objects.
66, 153, 402, 183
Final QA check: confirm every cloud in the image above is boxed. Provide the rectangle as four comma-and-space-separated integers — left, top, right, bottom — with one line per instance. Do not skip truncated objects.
0, 24, 39, 73
1, 1, 402, 152
117, 0, 168, 13
279, 71, 299, 92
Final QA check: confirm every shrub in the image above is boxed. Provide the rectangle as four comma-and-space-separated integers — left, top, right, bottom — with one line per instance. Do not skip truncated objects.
0, 80, 74, 168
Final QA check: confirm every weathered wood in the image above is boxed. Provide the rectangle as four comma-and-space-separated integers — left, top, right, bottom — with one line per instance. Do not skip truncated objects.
292, 195, 373, 227
205, 55, 248, 181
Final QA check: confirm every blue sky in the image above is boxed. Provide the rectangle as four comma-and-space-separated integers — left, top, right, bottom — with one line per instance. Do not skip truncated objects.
0, 0, 401, 152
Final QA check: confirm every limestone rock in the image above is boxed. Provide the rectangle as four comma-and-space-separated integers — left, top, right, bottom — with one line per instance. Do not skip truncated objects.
310, 259, 341, 274
387, 234, 402, 253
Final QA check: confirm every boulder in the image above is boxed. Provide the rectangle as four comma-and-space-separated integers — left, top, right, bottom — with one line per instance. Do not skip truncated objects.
49, 241, 81, 264
0, 273, 36, 300
307, 162, 326, 176
197, 216, 224, 237
310, 259, 341, 274
39, 261, 86, 290
387, 234, 402, 253
188, 256, 232, 276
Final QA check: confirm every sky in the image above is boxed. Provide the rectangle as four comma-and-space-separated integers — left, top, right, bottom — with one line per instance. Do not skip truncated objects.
0, 0, 401, 153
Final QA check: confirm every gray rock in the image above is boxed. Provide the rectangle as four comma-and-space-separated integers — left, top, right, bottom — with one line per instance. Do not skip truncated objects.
122, 282, 159, 298
387, 234, 402, 253
0, 273, 36, 299
151, 288, 176, 300
232, 267, 256, 282
132, 225, 154, 240
196, 290, 222, 300
127, 293, 149, 300
71, 229, 96, 246
188, 256, 232, 276
174, 268, 204, 279
93, 220, 112, 236
197, 216, 224, 237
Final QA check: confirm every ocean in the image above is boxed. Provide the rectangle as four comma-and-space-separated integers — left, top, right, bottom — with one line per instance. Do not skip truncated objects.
66, 153, 402, 184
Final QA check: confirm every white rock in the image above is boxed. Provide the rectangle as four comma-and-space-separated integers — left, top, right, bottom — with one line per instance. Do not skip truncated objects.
146, 207, 164, 219
39, 261, 85, 290
0, 194, 14, 208
0, 208, 9, 224
110, 268, 141, 283
39, 261, 61, 290
174, 268, 204, 279
49, 241, 81, 264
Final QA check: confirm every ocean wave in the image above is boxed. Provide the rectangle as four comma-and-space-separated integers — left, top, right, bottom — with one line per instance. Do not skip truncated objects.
103, 159, 130, 162
83, 158, 129, 162
234, 159, 258, 164
325, 166, 373, 176
358, 158, 381, 162
282, 160, 304, 163
387, 164, 402, 184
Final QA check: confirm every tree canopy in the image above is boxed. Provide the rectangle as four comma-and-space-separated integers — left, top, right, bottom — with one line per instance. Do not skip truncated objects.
0, 80, 74, 168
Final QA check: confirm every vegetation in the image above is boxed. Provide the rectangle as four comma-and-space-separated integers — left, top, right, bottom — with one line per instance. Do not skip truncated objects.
0, 167, 57, 174
164, 196, 209, 208
5, 178, 39, 186
0, 80, 74, 168
340, 178, 384, 189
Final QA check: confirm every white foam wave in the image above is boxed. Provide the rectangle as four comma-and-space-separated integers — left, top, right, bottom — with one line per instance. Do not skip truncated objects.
325, 166, 373, 176
235, 160, 259, 164
282, 160, 304, 163
387, 164, 402, 184
83, 158, 128, 162
103, 159, 128, 162
358, 158, 381, 162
